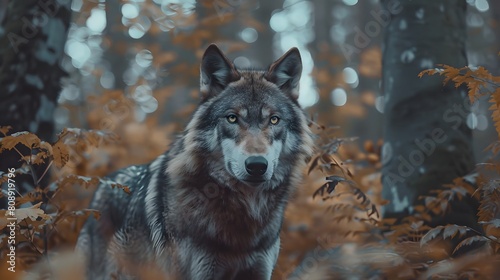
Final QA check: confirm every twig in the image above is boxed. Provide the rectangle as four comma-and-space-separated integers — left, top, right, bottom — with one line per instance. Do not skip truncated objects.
12, 146, 24, 159
467, 226, 500, 246
37, 160, 53, 185
22, 219, 43, 256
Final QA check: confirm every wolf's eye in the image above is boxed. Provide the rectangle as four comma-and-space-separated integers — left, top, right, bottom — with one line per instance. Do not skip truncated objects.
227, 114, 238, 124
270, 116, 280, 125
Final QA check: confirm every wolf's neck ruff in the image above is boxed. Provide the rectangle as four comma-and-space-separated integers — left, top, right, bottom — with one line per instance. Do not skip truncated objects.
77, 44, 314, 280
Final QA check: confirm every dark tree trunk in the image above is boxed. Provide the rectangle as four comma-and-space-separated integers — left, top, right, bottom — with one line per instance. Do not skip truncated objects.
103, 0, 128, 90
0, 0, 72, 194
381, 0, 477, 227
247, 0, 278, 68
312, 0, 335, 123
0, 0, 72, 141
488, 0, 500, 76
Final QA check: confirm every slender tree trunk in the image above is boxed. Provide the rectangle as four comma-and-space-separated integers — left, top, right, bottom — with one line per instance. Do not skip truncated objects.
488, 0, 500, 76
247, 0, 278, 68
103, 0, 128, 90
381, 0, 477, 227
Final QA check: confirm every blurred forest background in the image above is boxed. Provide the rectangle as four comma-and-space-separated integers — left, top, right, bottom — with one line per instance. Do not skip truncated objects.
2, 0, 500, 279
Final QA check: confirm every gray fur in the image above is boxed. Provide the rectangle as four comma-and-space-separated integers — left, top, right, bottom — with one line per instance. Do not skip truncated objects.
76, 44, 314, 280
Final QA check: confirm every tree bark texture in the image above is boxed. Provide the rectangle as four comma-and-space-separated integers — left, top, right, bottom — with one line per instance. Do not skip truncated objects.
0, 0, 72, 140
381, 0, 477, 227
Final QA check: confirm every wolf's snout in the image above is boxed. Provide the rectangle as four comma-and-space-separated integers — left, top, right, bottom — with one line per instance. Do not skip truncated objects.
245, 156, 268, 176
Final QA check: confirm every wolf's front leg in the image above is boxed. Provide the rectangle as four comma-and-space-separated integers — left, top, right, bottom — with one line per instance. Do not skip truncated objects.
177, 240, 217, 280
234, 238, 280, 280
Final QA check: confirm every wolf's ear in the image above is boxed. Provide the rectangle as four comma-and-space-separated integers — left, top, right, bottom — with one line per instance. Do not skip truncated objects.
200, 44, 241, 98
265, 48, 302, 99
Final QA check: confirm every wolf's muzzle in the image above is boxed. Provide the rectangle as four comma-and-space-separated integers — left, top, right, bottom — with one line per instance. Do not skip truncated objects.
245, 156, 268, 176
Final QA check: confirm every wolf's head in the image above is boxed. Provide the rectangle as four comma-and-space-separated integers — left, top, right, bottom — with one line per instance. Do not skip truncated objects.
170, 44, 314, 189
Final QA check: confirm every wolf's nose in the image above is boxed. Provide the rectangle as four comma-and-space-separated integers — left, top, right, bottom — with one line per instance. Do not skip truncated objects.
245, 156, 268, 176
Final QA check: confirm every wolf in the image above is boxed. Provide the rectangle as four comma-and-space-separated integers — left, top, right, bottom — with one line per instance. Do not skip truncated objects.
76, 44, 314, 280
